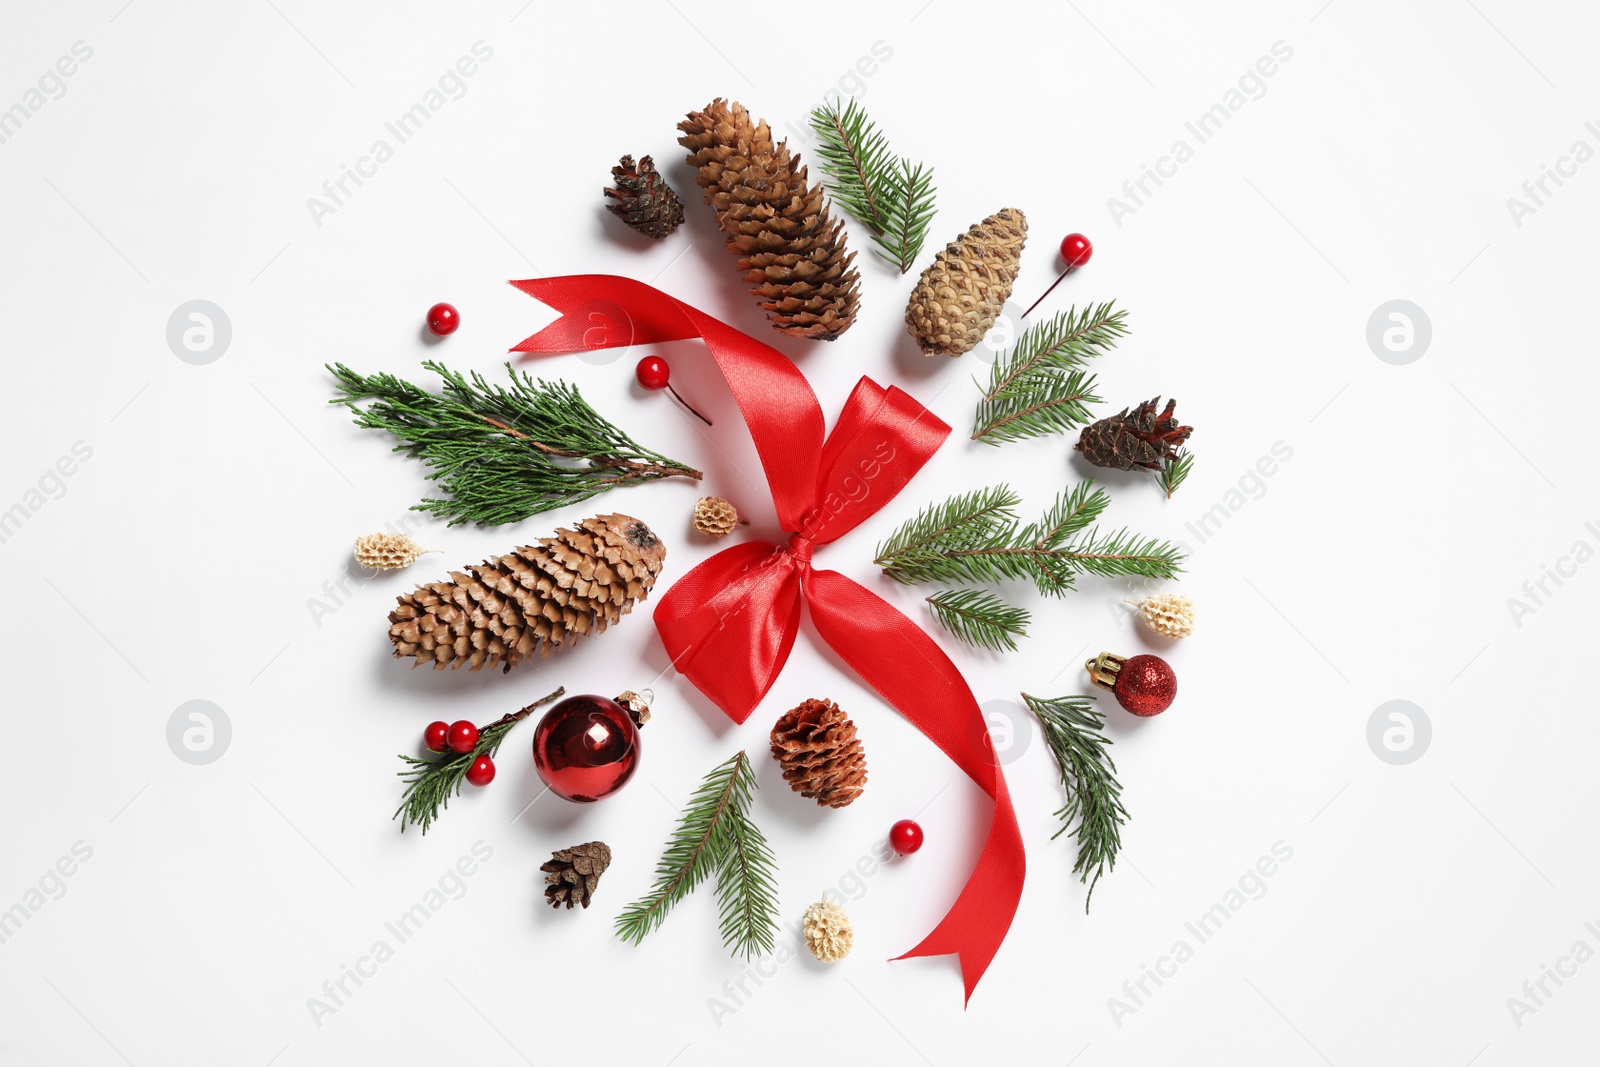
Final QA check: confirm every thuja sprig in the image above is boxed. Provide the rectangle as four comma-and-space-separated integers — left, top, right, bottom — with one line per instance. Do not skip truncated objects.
808, 99, 937, 273
874, 481, 1184, 595
926, 589, 1032, 652
329, 361, 702, 526
615, 751, 779, 959
393, 687, 565, 834
972, 303, 1128, 444
1160, 449, 1194, 498
1022, 692, 1128, 911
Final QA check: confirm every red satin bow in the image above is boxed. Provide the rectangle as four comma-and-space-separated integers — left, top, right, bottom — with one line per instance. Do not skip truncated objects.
510, 275, 1023, 1003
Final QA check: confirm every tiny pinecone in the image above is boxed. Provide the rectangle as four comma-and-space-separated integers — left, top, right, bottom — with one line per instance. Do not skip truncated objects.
541, 841, 613, 910
354, 532, 434, 571
691, 496, 740, 537
679, 98, 861, 341
388, 514, 665, 672
1128, 592, 1196, 638
603, 154, 685, 239
803, 897, 853, 963
905, 208, 1027, 357
769, 698, 867, 809
1076, 397, 1194, 472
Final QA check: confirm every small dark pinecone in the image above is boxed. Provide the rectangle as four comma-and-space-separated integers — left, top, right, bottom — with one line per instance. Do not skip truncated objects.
604, 155, 685, 239
1076, 397, 1193, 471
540, 841, 612, 909
770, 698, 868, 808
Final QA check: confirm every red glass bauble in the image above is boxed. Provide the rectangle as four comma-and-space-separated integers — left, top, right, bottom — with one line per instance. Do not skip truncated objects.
532, 694, 642, 802
1059, 233, 1093, 268
426, 302, 460, 336
889, 819, 924, 855
1112, 654, 1177, 716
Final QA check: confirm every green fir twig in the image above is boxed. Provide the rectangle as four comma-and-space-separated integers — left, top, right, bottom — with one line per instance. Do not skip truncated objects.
808, 99, 937, 273
972, 303, 1128, 444
1160, 449, 1194, 498
926, 589, 1032, 652
329, 361, 701, 526
393, 687, 565, 834
1022, 692, 1128, 911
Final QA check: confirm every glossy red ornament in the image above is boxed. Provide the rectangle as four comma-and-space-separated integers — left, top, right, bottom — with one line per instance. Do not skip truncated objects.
446, 719, 481, 753
465, 754, 496, 786
1059, 233, 1093, 267
634, 355, 712, 426
426, 302, 460, 336
532, 692, 649, 802
423, 720, 450, 752
889, 819, 924, 855
1086, 651, 1177, 716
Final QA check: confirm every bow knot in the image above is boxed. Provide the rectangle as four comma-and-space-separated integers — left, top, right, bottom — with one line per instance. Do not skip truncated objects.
784, 531, 816, 564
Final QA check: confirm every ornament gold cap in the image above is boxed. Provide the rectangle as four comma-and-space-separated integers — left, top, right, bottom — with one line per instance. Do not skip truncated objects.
615, 689, 653, 728
1085, 651, 1127, 691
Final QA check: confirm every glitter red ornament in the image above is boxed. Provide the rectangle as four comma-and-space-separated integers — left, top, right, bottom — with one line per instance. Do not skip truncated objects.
426, 302, 460, 336
1086, 651, 1177, 716
532, 691, 651, 802
889, 819, 924, 855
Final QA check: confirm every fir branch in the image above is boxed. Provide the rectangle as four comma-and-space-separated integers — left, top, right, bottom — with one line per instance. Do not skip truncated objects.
808, 99, 937, 273
393, 687, 565, 834
1160, 448, 1194, 498
972, 303, 1128, 444
615, 751, 779, 957
926, 589, 1032, 652
1022, 692, 1128, 911
329, 361, 702, 526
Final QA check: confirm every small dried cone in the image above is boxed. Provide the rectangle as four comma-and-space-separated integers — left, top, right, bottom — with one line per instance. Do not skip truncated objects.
691, 496, 740, 537
1076, 397, 1194, 472
354, 532, 435, 571
679, 98, 860, 341
1128, 592, 1196, 639
803, 897, 853, 962
905, 208, 1027, 357
388, 514, 665, 673
540, 841, 612, 910
604, 154, 685, 239
770, 699, 867, 809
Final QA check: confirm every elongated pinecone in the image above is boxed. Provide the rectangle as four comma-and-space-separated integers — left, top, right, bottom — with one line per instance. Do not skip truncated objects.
388, 514, 665, 672
604, 154, 684, 239
679, 98, 860, 341
1076, 397, 1193, 471
541, 841, 612, 909
770, 699, 867, 808
905, 208, 1027, 357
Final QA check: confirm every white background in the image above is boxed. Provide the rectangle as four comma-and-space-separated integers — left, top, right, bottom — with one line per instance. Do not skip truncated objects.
1, 0, 1596, 1063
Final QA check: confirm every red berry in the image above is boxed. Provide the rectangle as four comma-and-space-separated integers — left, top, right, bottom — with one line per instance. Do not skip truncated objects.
423, 721, 449, 752
426, 302, 460, 336
465, 755, 496, 786
1059, 234, 1093, 268
635, 355, 670, 390
889, 819, 924, 855
446, 720, 481, 754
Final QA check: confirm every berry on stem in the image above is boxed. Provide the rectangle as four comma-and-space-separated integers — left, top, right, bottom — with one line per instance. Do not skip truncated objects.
426, 302, 460, 336
635, 355, 712, 426
1021, 233, 1094, 319
465, 755, 496, 786
446, 720, 481, 754
889, 819, 924, 855
423, 721, 449, 753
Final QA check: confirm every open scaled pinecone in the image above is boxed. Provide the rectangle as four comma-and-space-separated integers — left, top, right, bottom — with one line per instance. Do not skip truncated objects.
679, 98, 860, 341
388, 514, 665, 672
604, 154, 684, 239
770, 698, 867, 808
541, 841, 612, 910
1075, 397, 1193, 471
905, 208, 1027, 357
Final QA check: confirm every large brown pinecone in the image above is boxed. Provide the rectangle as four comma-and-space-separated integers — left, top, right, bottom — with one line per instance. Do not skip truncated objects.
540, 841, 612, 910
1075, 397, 1193, 471
905, 208, 1027, 357
388, 514, 665, 672
604, 154, 684, 239
679, 99, 860, 341
770, 698, 867, 808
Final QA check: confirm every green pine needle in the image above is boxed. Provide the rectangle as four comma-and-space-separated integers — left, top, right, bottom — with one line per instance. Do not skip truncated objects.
615, 751, 779, 958
972, 303, 1128, 444
808, 99, 937, 273
1160, 449, 1194, 498
329, 361, 701, 526
926, 589, 1031, 652
1022, 693, 1128, 911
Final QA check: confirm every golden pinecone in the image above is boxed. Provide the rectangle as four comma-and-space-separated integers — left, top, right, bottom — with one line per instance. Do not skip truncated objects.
604, 154, 685, 239
803, 897, 853, 962
679, 98, 860, 341
540, 841, 612, 910
905, 208, 1028, 357
387, 514, 665, 672
353, 532, 435, 571
691, 496, 741, 537
770, 698, 867, 808
1128, 592, 1196, 639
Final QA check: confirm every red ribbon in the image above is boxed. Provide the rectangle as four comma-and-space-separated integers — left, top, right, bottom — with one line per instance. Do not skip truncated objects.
510, 275, 1023, 1003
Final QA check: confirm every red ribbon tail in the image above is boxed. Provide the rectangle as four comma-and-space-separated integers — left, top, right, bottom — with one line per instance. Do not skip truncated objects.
508, 275, 703, 354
